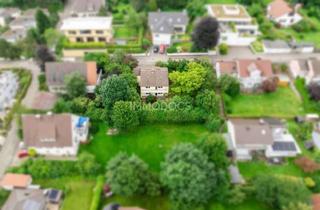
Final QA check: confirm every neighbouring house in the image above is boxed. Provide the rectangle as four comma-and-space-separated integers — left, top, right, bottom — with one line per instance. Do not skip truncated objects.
60, 17, 113, 43
263, 40, 291, 54
0, 71, 19, 115
206, 4, 259, 46
312, 194, 320, 210
226, 118, 301, 160
0, 173, 32, 191
1, 9, 47, 43
22, 113, 89, 156
263, 40, 314, 54
215, 58, 274, 90
0, 8, 20, 27
2, 188, 63, 210
45, 61, 100, 93
135, 67, 169, 97
148, 11, 189, 46
267, 0, 302, 27
69, 0, 105, 17
289, 58, 320, 84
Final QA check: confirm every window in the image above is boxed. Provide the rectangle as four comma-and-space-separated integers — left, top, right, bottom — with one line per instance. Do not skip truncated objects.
79, 30, 91, 34
98, 37, 106, 42
76, 37, 84, 42
87, 37, 94, 42
68, 30, 76, 35
155, 34, 159, 38
96, 30, 104, 34
145, 86, 150, 88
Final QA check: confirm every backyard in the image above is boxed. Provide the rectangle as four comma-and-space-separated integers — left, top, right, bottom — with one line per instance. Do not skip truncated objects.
227, 87, 303, 118
80, 123, 209, 171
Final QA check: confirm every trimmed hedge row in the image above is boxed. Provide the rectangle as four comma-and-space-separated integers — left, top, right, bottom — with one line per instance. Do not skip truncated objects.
89, 176, 105, 210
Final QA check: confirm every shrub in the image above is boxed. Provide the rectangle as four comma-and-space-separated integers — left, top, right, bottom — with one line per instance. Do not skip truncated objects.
145, 95, 157, 104
28, 148, 37, 157
166, 45, 178, 53
304, 177, 316, 188
262, 77, 278, 93
308, 82, 320, 101
38, 74, 48, 91
219, 43, 229, 55
295, 156, 320, 173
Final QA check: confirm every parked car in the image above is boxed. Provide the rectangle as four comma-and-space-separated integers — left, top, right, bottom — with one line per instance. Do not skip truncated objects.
153, 46, 159, 53
159, 45, 166, 54
18, 150, 29, 158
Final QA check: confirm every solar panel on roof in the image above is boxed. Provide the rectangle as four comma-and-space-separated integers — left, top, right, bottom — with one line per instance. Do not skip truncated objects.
272, 142, 297, 151
48, 190, 59, 200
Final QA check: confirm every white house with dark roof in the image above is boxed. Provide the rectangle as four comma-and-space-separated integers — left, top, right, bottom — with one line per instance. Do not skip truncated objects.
135, 67, 169, 97
267, 0, 302, 27
226, 118, 301, 160
206, 4, 259, 46
148, 11, 189, 46
22, 113, 89, 156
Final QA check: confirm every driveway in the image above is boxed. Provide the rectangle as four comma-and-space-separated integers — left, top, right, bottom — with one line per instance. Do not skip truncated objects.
0, 60, 40, 176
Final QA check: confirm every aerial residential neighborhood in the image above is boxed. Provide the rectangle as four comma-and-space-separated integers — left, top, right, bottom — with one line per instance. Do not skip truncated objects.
0, 0, 320, 210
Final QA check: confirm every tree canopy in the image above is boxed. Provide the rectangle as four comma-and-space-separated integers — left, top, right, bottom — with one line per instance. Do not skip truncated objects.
64, 71, 87, 99
192, 17, 220, 50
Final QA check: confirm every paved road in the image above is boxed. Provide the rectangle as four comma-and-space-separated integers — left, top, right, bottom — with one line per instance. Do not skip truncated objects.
0, 60, 40, 176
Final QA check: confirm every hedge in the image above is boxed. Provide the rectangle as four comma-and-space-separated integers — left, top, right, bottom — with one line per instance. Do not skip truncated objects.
1, 69, 32, 134
89, 176, 105, 210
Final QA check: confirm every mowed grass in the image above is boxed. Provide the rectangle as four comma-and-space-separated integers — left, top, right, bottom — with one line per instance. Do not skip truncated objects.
238, 159, 304, 179
35, 177, 95, 210
114, 26, 138, 39
227, 87, 303, 118
80, 124, 208, 171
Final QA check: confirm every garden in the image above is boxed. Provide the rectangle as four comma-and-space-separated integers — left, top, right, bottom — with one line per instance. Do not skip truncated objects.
226, 87, 303, 118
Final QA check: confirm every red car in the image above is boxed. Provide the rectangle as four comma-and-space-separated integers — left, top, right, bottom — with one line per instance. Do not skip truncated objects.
18, 150, 29, 159
159, 44, 166, 54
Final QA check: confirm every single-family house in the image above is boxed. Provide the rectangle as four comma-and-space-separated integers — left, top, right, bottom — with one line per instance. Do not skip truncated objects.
0, 8, 20, 27
2, 188, 63, 210
69, 0, 105, 17
0, 71, 19, 113
22, 113, 89, 156
135, 67, 169, 97
60, 17, 113, 43
148, 11, 189, 46
289, 58, 320, 84
215, 58, 274, 90
267, 0, 302, 27
0, 173, 32, 191
1, 9, 47, 43
45, 61, 100, 93
226, 118, 301, 160
206, 4, 259, 46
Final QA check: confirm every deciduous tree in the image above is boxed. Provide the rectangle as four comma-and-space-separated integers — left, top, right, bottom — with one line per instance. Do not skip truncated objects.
64, 72, 87, 99
192, 17, 220, 50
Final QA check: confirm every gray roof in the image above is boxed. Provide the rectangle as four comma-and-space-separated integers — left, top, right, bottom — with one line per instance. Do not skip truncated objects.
0, 8, 20, 18
310, 59, 320, 76
1, 28, 26, 42
229, 118, 275, 146
263, 40, 290, 49
2, 189, 46, 210
45, 62, 87, 86
139, 67, 169, 87
70, 0, 105, 14
148, 11, 189, 34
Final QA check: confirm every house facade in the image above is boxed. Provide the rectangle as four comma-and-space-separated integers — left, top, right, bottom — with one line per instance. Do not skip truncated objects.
289, 58, 320, 84
206, 4, 259, 46
45, 61, 100, 93
0, 71, 19, 113
60, 17, 113, 43
226, 118, 301, 160
267, 0, 302, 27
136, 67, 169, 97
22, 113, 89, 156
148, 11, 189, 46
216, 58, 274, 90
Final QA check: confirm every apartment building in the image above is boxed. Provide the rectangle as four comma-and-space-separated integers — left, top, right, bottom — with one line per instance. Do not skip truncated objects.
60, 17, 113, 43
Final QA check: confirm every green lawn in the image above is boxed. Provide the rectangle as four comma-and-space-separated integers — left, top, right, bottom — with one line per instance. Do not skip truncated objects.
227, 87, 303, 118
80, 124, 208, 171
294, 78, 319, 113
114, 26, 138, 39
238, 159, 305, 179
35, 177, 95, 210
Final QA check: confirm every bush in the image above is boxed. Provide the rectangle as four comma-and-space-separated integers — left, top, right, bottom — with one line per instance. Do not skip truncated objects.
38, 74, 48, 91
304, 177, 316, 188
166, 45, 178, 53
219, 43, 229, 55
295, 156, 320, 173
308, 82, 320, 101
262, 77, 278, 93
